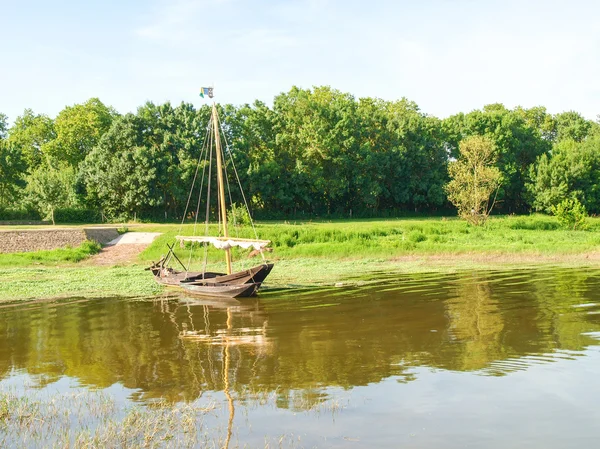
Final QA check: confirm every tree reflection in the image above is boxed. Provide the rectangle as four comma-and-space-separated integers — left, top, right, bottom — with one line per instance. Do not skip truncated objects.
1, 268, 600, 406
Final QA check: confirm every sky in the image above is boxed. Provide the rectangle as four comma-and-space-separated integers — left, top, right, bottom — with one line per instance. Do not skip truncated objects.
1, 0, 599, 123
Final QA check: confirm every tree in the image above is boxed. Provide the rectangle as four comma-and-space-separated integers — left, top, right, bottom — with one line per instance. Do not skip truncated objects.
445, 136, 502, 225
443, 104, 550, 212
80, 101, 208, 220
7, 109, 55, 170
0, 141, 27, 207
554, 111, 592, 143
0, 114, 27, 207
527, 137, 600, 213
0, 113, 8, 139
80, 114, 157, 219
45, 98, 117, 167
26, 163, 75, 225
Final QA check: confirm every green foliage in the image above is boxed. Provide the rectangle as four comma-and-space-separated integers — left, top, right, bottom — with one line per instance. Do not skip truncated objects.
81, 102, 207, 220
0, 135, 27, 207
7, 109, 55, 169
54, 208, 102, 223
0, 113, 8, 139
4, 89, 600, 221
443, 104, 551, 212
554, 111, 592, 142
527, 137, 600, 213
26, 163, 76, 225
445, 136, 502, 225
46, 98, 117, 167
407, 230, 427, 242
550, 198, 588, 230
0, 207, 42, 221
505, 216, 559, 231
228, 202, 251, 226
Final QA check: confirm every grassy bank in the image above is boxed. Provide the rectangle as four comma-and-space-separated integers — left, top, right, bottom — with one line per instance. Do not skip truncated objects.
0, 266, 162, 302
2, 214, 600, 302
137, 214, 600, 266
0, 241, 101, 266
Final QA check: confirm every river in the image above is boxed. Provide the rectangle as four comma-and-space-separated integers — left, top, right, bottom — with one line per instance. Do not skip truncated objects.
1, 267, 600, 447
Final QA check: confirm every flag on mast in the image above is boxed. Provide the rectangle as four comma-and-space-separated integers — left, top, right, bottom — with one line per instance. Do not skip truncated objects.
199, 87, 214, 98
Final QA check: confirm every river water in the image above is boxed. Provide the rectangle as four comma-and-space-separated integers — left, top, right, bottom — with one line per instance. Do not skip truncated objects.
2, 267, 600, 448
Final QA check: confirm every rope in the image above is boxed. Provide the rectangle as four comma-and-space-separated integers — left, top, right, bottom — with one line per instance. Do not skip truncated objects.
215, 112, 246, 270
178, 118, 212, 234
201, 115, 215, 276
180, 114, 212, 275
218, 116, 267, 262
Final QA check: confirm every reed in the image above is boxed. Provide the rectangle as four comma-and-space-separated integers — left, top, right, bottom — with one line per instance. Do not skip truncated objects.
0, 389, 217, 449
0, 388, 327, 448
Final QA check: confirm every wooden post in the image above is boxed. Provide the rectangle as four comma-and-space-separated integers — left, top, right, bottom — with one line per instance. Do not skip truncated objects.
212, 104, 233, 275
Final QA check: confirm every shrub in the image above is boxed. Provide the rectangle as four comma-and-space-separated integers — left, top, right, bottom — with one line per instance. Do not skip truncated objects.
550, 198, 588, 230
0, 207, 42, 221
408, 230, 427, 243
54, 208, 102, 223
227, 203, 251, 227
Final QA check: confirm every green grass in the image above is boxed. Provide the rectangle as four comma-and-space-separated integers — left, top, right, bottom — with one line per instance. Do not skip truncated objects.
137, 214, 600, 267
0, 241, 101, 266
2, 214, 600, 302
0, 266, 161, 302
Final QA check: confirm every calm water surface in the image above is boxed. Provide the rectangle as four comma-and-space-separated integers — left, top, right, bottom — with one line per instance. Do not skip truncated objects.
2, 267, 600, 447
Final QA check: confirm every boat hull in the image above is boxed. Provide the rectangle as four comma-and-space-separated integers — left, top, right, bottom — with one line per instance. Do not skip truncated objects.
180, 282, 259, 298
151, 263, 274, 297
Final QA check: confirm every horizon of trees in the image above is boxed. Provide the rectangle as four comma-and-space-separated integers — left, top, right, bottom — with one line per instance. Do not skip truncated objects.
1, 86, 599, 222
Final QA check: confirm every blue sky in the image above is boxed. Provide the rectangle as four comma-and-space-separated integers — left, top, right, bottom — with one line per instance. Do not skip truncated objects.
1, 0, 599, 122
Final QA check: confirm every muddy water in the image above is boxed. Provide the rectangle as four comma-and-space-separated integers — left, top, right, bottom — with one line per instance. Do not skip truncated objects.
2, 268, 600, 447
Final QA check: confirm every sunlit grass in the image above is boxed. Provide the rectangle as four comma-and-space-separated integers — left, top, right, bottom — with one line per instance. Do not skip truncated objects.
138, 215, 600, 265
3, 215, 600, 302
0, 241, 101, 267
0, 266, 161, 302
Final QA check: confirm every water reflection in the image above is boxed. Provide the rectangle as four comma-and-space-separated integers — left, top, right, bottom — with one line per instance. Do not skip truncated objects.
1, 267, 600, 406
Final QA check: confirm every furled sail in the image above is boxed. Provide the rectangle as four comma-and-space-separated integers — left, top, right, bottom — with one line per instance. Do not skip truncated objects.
176, 236, 271, 251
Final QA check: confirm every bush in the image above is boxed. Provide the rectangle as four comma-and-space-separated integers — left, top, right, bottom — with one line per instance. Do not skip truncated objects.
0, 207, 42, 221
408, 230, 427, 243
227, 203, 251, 227
54, 208, 102, 223
550, 198, 588, 230
506, 217, 560, 231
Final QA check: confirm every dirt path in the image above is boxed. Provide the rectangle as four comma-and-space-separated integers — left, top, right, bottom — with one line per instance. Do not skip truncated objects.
86, 232, 161, 266
86, 244, 150, 266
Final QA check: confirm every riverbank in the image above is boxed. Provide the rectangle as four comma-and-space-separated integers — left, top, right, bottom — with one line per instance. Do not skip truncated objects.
2, 215, 600, 302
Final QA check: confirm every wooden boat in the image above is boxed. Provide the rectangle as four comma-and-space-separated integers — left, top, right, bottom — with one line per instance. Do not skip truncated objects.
149, 256, 274, 287
182, 281, 259, 298
149, 92, 274, 298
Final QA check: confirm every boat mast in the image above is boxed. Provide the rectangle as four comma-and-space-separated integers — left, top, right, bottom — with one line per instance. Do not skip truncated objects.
212, 103, 233, 275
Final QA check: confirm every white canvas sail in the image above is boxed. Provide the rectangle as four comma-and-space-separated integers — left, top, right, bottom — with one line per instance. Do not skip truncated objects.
176, 235, 270, 251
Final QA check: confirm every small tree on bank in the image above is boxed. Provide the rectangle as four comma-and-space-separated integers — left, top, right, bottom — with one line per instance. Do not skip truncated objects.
445, 135, 502, 225
550, 198, 588, 230
26, 163, 75, 225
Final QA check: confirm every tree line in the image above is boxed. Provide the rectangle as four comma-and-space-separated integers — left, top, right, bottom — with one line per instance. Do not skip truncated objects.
1, 86, 599, 222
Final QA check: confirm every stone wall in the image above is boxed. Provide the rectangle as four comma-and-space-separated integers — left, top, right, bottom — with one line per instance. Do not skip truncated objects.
0, 228, 119, 254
